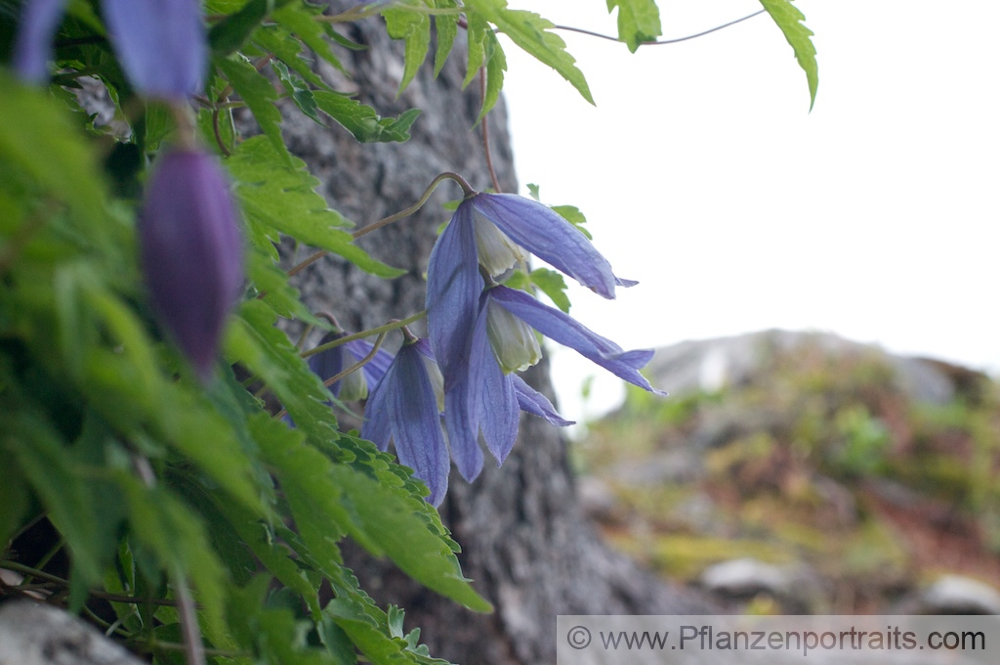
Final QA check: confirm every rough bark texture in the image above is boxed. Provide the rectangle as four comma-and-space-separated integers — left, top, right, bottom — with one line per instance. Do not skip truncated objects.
282, 4, 719, 663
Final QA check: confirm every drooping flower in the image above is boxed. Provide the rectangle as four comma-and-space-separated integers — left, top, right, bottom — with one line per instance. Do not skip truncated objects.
424, 191, 649, 480
140, 148, 244, 381
358, 334, 571, 500
101, 0, 207, 100
361, 340, 450, 506
12, 0, 206, 100
11, 0, 69, 84
308, 334, 394, 401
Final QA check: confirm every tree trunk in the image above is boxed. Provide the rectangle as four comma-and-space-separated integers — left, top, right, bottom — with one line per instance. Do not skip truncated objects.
282, 5, 719, 663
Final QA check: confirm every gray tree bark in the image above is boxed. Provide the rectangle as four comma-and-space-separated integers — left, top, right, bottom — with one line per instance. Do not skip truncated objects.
282, 4, 719, 663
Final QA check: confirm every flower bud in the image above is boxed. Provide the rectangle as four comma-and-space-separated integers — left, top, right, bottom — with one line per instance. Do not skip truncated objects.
140, 148, 243, 381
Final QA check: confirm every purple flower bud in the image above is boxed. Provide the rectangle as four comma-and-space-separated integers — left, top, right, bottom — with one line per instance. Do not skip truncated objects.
101, 0, 207, 100
140, 148, 243, 381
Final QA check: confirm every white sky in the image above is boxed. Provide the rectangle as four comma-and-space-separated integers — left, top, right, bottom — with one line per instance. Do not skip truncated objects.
499, 0, 1000, 425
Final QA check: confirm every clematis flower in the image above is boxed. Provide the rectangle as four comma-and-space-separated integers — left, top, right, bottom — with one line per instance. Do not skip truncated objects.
308, 334, 394, 402
140, 148, 244, 382
359, 335, 572, 501
12, 0, 206, 99
361, 340, 450, 506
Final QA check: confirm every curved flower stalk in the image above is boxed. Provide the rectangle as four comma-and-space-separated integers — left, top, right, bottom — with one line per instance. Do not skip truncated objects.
140, 148, 244, 381
12, 0, 206, 100
308, 333, 394, 401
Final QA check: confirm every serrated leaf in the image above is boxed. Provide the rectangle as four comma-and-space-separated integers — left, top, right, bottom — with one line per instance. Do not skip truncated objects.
383, 6, 431, 94
529, 268, 571, 313
313, 91, 421, 143
432, 1, 459, 77
215, 54, 292, 164
272, 0, 346, 74
606, 0, 662, 53
468, 1, 593, 104
759, 0, 818, 110
226, 136, 404, 278
274, 60, 322, 124
252, 24, 331, 90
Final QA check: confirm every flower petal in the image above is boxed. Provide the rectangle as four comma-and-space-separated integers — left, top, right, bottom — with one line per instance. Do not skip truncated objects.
442, 303, 489, 482
101, 0, 206, 99
386, 344, 451, 506
361, 343, 450, 505
343, 338, 394, 387
480, 354, 519, 466
489, 286, 666, 395
512, 375, 575, 427
12, 0, 69, 84
471, 193, 631, 299
426, 200, 484, 386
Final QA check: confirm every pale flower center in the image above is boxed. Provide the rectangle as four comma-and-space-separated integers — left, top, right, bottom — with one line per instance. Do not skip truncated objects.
472, 210, 528, 276
486, 299, 541, 374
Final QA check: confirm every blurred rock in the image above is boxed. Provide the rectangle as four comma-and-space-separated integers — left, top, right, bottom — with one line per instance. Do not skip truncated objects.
644, 329, 980, 405
918, 575, 1000, 614
700, 558, 824, 613
0, 600, 144, 665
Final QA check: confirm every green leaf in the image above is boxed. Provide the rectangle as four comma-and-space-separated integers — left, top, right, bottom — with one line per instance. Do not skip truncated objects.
116, 474, 229, 642
209, 0, 269, 56
274, 60, 322, 124
226, 301, 340, 442
529, 268, 570, 313
251, 24, 331, 90
383, 6, 431, 94
313, 91, 421, 144
0, 72, 109, 232
215, 54, 292, 164
606, 0, 662, 52
272, 1, 346, 74
432, 1, 460, 77
759, 0, 819, 110
468, 1, 594, 104
0, 451, 29, 548
226, 136, 404, 278
476, 30, 507, 123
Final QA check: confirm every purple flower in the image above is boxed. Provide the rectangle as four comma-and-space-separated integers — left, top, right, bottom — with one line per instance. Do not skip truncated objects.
487, 285, 665, 395
140, 148, 244, 381
360, 336, 571, 500
101, 0, 207, 99
11, 0, 69, 84
308, 334, 394, 401
467, 193, 635, 297
361, 341, 450, 506
11, 0, 206, 99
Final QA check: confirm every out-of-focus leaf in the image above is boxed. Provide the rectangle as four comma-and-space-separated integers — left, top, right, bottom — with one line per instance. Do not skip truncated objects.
273, 1, 346, 74
529, 268, 570, 313
209, 0, 269, 56
432, 0, 459, 77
